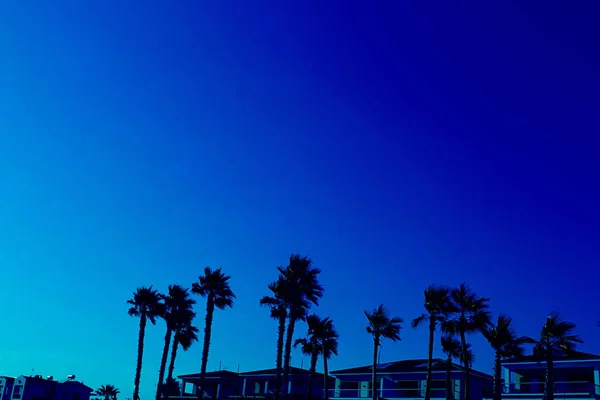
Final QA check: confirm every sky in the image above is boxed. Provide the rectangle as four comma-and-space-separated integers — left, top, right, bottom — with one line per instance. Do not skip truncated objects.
0, 1, 599, 399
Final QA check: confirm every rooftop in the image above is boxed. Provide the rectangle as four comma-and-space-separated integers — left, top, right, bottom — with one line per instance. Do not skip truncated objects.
504, 351, 600, 364
331, 358, 492, 379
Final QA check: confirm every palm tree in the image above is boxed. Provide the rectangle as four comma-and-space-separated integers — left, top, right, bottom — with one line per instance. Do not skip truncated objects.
483, 315, 533, 400
294, 314, 322, 400
412, 285, 456, 400
128, 286, 164, 400
279, 255, 324, 395
260, 277, 289, 400
443, 283, 491, 400
167, 311, 199, 382
156, 285, 196, 400
441, 335, 461, 400
96, 385, 120, 400
365, 304, 403, 400
320, 317, 339, 400
192, 267, 236, 398
532, 313, 582, 400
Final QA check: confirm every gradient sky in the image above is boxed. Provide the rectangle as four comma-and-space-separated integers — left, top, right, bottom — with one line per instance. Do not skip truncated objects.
1, 1, 599, 399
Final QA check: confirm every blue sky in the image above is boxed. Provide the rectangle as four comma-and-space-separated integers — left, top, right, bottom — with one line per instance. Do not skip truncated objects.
1, 1, 599, 399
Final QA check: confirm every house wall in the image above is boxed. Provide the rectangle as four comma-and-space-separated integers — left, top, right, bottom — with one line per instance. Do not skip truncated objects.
55, 383, 92, 400
0, 379, 15, 400
332, 371, 491, 400
12, 377, 57, 400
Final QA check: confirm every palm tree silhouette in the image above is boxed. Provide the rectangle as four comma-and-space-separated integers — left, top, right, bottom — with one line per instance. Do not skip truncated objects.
96, 385, 120, 400
442, 283, 491, 400
294, 314, 339, 400
365, 304, 402, 400
320, 317, 339, 400
260, 276, 290, 400
441, 335, 461, 400
167, 310, 199, 383
156, 285, 196, 400
127, 286, 164, 400
192, 267, 236, 398
483, 315, 533, 400
532, 313, 582, 400
279, 254, 324, 396
412, 285, 456, 400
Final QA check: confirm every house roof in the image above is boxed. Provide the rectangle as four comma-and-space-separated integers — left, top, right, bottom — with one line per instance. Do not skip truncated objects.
241, 366, 327, 378
58, 380, 94, 392
0, 377, 16, 383
179, 367, 333, 380
179, 370, 240, 380
504, 351, 600, 364
331, 358, 492, 379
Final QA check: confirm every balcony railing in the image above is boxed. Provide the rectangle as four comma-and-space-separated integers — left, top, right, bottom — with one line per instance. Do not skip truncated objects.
328, 380, 460, 399
504, 381, 600, 397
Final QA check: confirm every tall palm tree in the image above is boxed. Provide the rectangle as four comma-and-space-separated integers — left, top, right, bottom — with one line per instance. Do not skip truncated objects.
167, 312, 199, 382
441, 335, 461, 400
412, 285, 456, 400
532, 313, 582, 400
128, 286, 164, 400
191, 267, 236, 398
96, 385, 120, 400
483, 315, 533, 400
320, 317, 339, 400
156, 285, 196, 400
293, 314, 338, 400
294, 314, 322, 400
279, 255, 324, 395
443, 283, 491, 400
260, 277, 289, 400
365, 304, 403, 400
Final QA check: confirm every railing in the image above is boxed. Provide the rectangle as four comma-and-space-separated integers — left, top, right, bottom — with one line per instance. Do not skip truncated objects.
504, 381, 600, 396
327, 381, 460, 399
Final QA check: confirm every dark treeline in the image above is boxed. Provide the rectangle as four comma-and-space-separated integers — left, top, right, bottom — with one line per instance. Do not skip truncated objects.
125, 255, 584, 400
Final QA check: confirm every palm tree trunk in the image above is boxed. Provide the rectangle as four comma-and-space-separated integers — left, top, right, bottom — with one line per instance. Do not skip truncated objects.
305, 349, 318, 400
283, 311, 297, 396
323, 349, 330, 400
544, 355, 554, 400
493, 351, 502, 400
425, 317, 435, 400
199, 295, 215, 399
372, 336, 379, 400
156, 326, 173, 400
459, 331, 470, 400
133, 313, 147, 400
275, 309, 287, 400
167, 336, 180, 382
446, 355, 453, 400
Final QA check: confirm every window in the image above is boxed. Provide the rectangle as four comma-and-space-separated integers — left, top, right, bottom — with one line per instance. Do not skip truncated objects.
13, 386, 23, 399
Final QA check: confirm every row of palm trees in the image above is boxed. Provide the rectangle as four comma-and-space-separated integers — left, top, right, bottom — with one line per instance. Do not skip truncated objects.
125, 256, 583, 400
259, 255, 339, 400
127, 267, 235, 400
364, 284, 582, 400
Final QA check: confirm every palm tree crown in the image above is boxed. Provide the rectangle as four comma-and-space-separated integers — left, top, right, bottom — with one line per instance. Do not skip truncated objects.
533, 312, 582, 358
96, 385, 120, 400
127, 286, 164, 324
366, 304, 403, 342
192, 267, 236, 309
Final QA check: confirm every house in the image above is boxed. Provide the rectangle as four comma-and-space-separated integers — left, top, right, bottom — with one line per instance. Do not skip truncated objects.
55, 380, 93, 400
9, 376, 58, 400
0, 377, 16, 400
501, 351, 600, 399
329, 359, 493, 400
7, 375, 92, 400
177, 367, 335, 399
